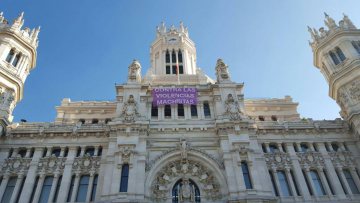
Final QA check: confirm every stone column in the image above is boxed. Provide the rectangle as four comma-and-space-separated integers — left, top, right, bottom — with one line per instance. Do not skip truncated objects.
135, 153, 146, 199
56, 146, 77, 203
47, 173, 60, 203
94, 146, 99, 156
277, 143, 283, 152
220, 138, 238, 198
317, 142, 346, 199
304, 167, 316, 196
271, 168, 283, 196
80, 146, 85, 157
32, 174, 46, 203
59, 147, 65, 157
9, 51, 18, 65
85, 172, 95, 202
9, 174, 24, 203
234, 153, 245, 191
70, 173, 81, 202
350, 167, 360, 192
336, 167, 352, 195
285, 167, 297, 196
0, 175, 10, 201
18, 148, 43, 203
317, 167, 333, 197
285, 143, 311, 200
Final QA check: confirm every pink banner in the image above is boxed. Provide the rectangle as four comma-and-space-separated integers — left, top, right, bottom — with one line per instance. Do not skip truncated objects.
152, 87, 197, 106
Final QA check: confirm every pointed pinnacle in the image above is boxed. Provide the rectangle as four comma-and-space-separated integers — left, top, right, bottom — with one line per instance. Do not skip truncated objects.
324, 12, 329, 17
0, 12, 3, 16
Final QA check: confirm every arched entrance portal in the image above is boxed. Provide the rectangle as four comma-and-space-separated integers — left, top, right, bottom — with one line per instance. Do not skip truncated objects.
172, 178, 201, 203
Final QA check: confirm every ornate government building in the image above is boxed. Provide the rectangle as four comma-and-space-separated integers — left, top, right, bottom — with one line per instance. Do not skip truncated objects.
0, 11, 360, 203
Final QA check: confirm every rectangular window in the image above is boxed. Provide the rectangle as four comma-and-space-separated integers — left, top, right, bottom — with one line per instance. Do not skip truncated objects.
76, 175, 89, 202
203, 102, 211, 118
67, 175, 75, 202
343, 169, 360, 194
269, 171, 279, 196
120, 164, 129, 192
190, 105, 198, 118
302, 170, 313, 195
179, 65, 184, 74
151, 104, 158, 118
39, 176, 54, 203
1, 177, 17, 203
241, 162, 253, 189
166, 65, 170, 74
177, 104, 184, 117
164, 105, 171, 118
172, 65, 177, 74
310, 170, 326, 196
53, 176, 62, 202
277, 171, 292, 196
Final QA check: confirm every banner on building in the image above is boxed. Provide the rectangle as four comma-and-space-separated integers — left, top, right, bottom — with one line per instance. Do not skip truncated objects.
152, 87, 197, 106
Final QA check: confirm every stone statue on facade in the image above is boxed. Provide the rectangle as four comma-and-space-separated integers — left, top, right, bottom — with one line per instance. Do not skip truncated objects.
121, 95, 139, 122
180, 139, 188, 160
178, 178, 195, 203
224, 94, 243, 120
128, 60, 141, 83
215, 59, 231, 83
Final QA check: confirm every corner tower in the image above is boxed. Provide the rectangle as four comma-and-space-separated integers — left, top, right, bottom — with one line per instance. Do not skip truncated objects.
309, 13, 360, 136
0, 12, 39, 134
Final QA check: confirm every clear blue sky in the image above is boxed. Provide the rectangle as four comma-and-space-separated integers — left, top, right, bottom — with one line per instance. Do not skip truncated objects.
2, 0, 360, 122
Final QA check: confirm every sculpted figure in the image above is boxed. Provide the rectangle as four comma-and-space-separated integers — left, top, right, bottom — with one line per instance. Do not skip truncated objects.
225, 94, 243, 120
121, 95, 139, 122
178, 178, 195, 203
215, 58, 231, 83
128, 60, 141, 83
180, 139, 188, 160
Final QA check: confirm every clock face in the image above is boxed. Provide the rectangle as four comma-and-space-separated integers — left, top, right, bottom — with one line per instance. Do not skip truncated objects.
168, 38, 177, 44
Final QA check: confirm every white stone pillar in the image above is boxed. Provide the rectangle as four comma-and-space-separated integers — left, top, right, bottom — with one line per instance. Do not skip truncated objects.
317, 168, 333, 197
46, 146, 52, 157
59, 147, 65, 157
135, 154, 146, 199
9, 174, 24, 203
336, 167, 352, 195
199, 103, 204, 119
285, 143, 311, 200
277, 143, 283, 152
0, 175, 9, 201
85, 172, 95, 202
18, 148, 43, 203
94, 146, 99, 156
285, 167, 297, 196
304, 168, 316, 196
80, 146, 85, 157
25, 148, 31, 158
350, 167, 360, 192
32, 174, 46, 203
271, 168, 283, 196
264, 143, 270, 153
236, 157, 246, 191
9, 51, 18, 65
56, 147, 77, 203
70, 173, 81, 202
47, 173, 60, 203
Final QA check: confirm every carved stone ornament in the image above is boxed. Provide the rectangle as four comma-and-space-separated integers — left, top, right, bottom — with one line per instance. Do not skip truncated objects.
128, 59, 142, 83
119, 146, 135, 164
328, 151, 354, 168
296, 152, 324, 168
72, 155, 101, 173
38, 156, 66, 173
151, 159, 221, 202
215, 59, 231, 83
224, 94, 243, 121
348, 80, 360, 103
1, 157, 31, 174
264, 152, 292, 169
121, 95, 139, 122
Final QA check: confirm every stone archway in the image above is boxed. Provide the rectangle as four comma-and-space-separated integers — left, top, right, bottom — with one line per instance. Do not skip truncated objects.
146, 150, 228, 203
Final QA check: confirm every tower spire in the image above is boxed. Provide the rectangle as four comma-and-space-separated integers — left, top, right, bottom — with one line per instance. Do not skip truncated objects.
11, 12, 24, 29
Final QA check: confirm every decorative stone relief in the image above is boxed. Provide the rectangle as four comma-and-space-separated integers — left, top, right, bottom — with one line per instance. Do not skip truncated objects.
121, 95, 139, 122
151, 159, 221, 202
215, 59, 231, 83
128, 59, 142, 83
72, 155, 101, 173
1, 157, 31, 174
296, 152, 325, 168
264, 152, 292, 169
328, 151, 354, 168
118, 145, 136, 164
38, 156, 66, 174
224, 94, 243, 121
348, 80, 360, 103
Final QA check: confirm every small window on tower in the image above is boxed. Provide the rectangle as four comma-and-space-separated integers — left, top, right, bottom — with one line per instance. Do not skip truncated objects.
164, 105, 171, 118
177, 104, 184, 117
171, 50, 176, 63
12, 53, 21, 67
271, 115, 277, 121
179, 65, 184, 74
166, 65, 170, 74
165, 50, 170, 63
6, 49, 15, 63
172, 65, 177, 74
178, 50, 183, 63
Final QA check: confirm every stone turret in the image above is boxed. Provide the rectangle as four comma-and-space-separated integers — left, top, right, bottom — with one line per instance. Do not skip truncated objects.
0, 12, 39, 135
309, 13, 360, 137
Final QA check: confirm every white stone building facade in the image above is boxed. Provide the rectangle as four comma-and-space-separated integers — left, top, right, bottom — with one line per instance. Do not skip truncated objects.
0, 12, 359, 203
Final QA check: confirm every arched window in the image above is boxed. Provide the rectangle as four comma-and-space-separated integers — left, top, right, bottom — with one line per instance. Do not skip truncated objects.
241, 161, 253, 189
178, 49, 183, 74
329, 51, 340, 65
171, 50, 176, 63
39, 176, 54, 203
336, 47, 346, 61
177, 104, 184, 117
343, 169, 360, 194
300, 143, 309, 152
310, 170, 326, 196
5, 49, 15, 63
164, 105, 171, 118
190, 105, 198, 118
85, 147, 95, 156
269, 143, 278, 153
352, 41, 360, 54
178, 50, 183, 63
120, 164, 129, 192
12, 53, 21, 67
76, 175, 90, 202
203, 101, 211, 118
1, 177, 17, 203
172, 179, 200, 203
277, 170, 292, 196
151, 104, 158, 118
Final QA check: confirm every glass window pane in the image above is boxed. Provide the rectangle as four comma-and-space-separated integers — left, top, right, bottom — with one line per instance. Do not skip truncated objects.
203, 102, 211, 117
165, 50, 170, 63
76, 175, 89, 202
1, 177, 17, 203
310, 171, 326, 196
39, 176, 54, 203
171, 50, 176, 63
178, 104, 184, 117
120, 164, 129, 192
164, 105, 171, 117
151, 104, 158, 117
330, 51, 340, 65
67, 176, 75, 202
191, 105, 197, 117
178, 50, 183, 63
166, 65, 170, 74
241, 162, 252, 189
277, 171, 292, 196
53, 176, 62, 202
91, 175, 98, 201
343, 170, 360, 194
